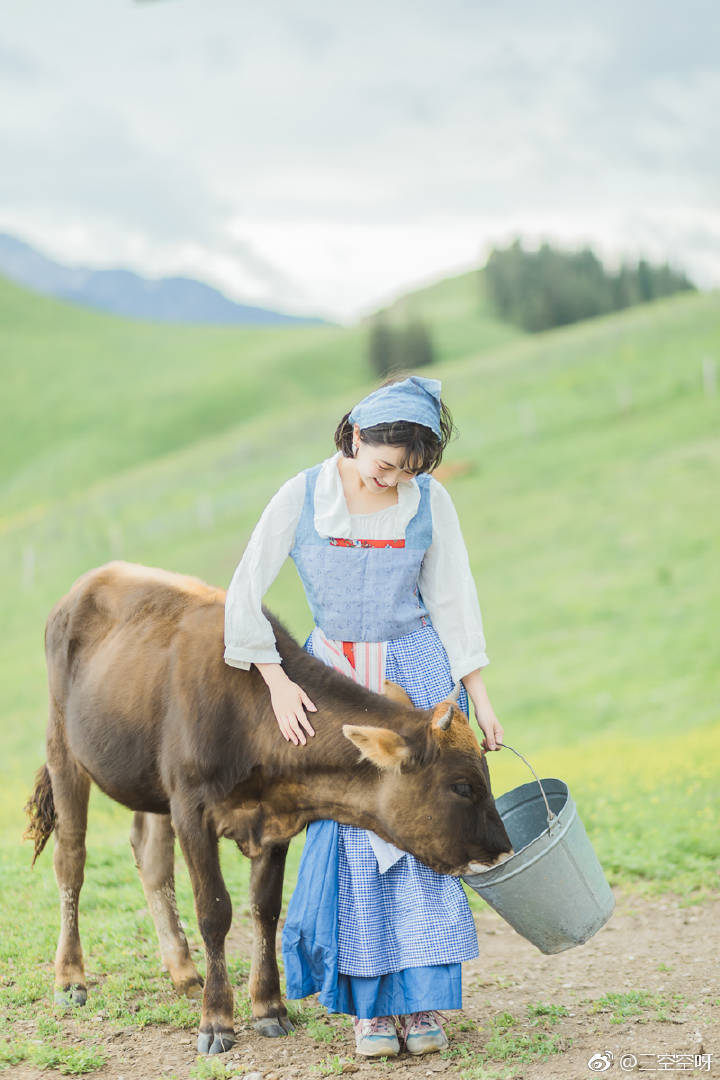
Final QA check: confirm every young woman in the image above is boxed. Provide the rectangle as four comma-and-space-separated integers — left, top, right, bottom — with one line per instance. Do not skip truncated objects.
224, 375, 503, 1057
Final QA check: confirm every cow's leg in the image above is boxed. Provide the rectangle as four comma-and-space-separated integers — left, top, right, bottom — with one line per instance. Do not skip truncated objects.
129, 812, 203, 999
171, 799, 235, 1055
47, 735, 91, 1008
248, 843, 293, 1037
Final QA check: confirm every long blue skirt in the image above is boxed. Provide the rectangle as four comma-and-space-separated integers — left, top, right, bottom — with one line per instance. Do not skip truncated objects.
281, 624, 479, 1018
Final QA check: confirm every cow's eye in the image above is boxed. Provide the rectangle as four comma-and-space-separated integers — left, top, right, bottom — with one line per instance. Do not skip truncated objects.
452, 782, 472, 799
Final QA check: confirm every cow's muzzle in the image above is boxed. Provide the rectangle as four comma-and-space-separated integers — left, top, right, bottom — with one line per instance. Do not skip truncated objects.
463, 850, 515, 875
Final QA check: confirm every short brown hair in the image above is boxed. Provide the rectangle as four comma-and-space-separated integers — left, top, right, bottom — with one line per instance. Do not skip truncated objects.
334, 382, 455, 474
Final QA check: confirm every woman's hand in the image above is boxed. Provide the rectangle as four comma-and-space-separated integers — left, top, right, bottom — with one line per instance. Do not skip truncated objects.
475, 707, 504, 752
255, 663, 317, 746
461, 668, 504, 751
270, 679, 317, 746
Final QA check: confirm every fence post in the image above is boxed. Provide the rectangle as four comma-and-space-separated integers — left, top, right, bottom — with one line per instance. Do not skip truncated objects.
197, 495, 214, 530
518, 404, 536, 437
107, 523, 123, 558
702, 356, 717, 397
615, 384, 633, 413
22, 545, 36, 590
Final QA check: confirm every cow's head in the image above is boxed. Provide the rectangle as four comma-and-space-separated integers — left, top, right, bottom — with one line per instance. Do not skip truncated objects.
343, 696, 513, 875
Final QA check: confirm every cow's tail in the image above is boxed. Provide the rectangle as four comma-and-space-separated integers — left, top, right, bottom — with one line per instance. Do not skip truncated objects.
24, 764, 56, 867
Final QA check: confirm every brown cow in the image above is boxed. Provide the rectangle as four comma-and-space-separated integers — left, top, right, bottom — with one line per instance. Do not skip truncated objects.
25, 561, 511, 1055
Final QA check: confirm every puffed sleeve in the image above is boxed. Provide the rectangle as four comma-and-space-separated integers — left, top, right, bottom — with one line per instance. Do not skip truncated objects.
418, 478, 489, 683
223, 472, 306, 669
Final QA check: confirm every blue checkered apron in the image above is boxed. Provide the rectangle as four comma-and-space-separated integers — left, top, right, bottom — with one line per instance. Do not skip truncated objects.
335, 626, 478, 976
281, 465, 479, 1016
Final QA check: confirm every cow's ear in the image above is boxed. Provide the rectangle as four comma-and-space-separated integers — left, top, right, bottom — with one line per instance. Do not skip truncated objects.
343, 725, 411, 772
432, 702, 453, 731
383, 680, 413, 706
431, 701, 469, 731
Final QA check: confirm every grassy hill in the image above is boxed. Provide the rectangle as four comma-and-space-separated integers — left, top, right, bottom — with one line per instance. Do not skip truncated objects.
0, 268, 516, 519
373, 266, 523, 363
2, 269, 718, 857
0, 272, 718, 1070
0, 276, 364, 517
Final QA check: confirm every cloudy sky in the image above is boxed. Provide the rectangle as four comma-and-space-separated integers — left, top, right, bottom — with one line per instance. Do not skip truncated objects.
1, 0, 718, 320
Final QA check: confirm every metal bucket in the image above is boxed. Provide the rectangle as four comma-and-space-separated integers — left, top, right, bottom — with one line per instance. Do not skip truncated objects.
463, 748, 615, 954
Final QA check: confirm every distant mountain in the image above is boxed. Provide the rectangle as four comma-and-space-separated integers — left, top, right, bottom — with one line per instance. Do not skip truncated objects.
0, 234, 327, 327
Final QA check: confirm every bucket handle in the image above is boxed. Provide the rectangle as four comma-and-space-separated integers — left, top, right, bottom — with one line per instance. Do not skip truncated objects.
499, 743, 559, 830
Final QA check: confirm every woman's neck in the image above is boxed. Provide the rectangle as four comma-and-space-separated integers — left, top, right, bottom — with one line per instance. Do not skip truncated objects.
336, 454, 399, 515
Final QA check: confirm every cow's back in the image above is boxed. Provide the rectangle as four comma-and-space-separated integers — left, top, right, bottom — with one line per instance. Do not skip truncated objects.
45, 562, 227, 812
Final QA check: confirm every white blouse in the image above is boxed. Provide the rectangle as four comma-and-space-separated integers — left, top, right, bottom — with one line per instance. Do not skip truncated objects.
224, 453, 489, 683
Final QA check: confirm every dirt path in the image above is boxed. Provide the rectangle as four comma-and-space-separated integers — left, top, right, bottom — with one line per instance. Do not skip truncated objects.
8, 892, 719, 1080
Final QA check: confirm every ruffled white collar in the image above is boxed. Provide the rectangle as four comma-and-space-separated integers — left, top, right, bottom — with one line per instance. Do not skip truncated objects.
313, 453, 421, 539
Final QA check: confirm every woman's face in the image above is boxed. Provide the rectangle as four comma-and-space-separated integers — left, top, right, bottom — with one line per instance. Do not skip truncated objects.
352, 425, 419, 494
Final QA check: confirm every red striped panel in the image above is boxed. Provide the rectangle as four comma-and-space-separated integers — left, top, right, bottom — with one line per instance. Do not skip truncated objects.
329, 537, 405, 549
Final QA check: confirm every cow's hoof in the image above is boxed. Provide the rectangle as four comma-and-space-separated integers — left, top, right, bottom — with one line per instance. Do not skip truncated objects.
197, 1029, 235, 1055
209, 1033, 235, 1055
54, 985, 87, 1007
254, 1015, 294, 1037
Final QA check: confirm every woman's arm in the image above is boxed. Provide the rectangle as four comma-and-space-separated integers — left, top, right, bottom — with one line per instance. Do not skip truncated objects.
419, 479, 503, 750
418, 479, 490, 680
224, 474, 317, 745
461, 668, 504, 751
224, 473, 305, 668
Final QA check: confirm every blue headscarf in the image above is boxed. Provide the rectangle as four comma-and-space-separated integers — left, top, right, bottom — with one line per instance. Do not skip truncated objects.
349, 376, 442, 437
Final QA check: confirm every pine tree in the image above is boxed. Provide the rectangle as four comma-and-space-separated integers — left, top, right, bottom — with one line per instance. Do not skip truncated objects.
483, 242, 695, 332
368, 318, 395, 377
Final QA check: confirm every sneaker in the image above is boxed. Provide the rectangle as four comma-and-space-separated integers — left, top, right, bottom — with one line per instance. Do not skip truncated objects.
400, 1011, 449, 1055
352, 1015, 400, 1057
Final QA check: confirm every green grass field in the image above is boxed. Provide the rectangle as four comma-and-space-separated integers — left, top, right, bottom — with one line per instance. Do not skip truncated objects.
1, 272, 718, 1073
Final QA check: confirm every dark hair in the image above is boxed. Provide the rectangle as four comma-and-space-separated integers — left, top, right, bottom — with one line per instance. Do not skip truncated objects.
334, 379, 455, 474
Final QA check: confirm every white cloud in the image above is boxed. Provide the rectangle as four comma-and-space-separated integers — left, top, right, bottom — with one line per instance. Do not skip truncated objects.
0, 0, 717, 317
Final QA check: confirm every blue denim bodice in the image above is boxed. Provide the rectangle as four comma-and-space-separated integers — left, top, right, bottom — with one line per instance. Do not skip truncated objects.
290, 464, 433, 642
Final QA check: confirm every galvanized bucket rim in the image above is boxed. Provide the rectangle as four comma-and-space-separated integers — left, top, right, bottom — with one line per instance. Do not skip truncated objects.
468, 779, 576, 889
